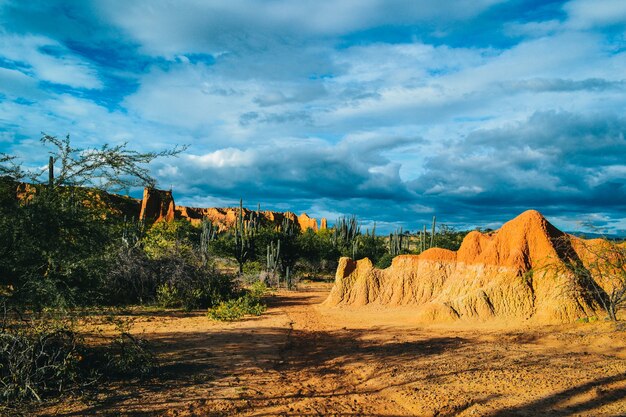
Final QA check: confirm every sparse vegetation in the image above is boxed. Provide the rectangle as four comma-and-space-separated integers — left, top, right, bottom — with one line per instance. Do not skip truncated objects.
207, 281, 268, 321
561, 238, 626, 321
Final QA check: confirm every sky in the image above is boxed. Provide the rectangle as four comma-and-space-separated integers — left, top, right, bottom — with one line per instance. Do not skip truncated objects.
0, 0, 625, 234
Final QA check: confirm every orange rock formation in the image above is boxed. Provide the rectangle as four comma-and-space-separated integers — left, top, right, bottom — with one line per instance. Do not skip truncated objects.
324, 210, 606, 323
137, 187, 319, 232
9, 180, 320, 232
139, 188, 176, 222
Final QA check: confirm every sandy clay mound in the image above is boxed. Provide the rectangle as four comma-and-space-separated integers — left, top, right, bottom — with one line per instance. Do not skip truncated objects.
324, 210, 615, 324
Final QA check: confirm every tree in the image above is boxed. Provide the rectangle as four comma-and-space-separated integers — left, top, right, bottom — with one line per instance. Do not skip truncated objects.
563, 238, 626, 321
0, 133, 184, 308
37, 133, 186, 191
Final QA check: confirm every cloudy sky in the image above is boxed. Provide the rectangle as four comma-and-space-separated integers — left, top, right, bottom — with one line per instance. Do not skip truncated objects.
1, 0, 625, 234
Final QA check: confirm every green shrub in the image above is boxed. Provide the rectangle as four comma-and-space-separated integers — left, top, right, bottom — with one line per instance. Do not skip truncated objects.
248, 280, 270, 299
376, 253, 394, 269
156, 283, 181, 308
207, 294, 266, 321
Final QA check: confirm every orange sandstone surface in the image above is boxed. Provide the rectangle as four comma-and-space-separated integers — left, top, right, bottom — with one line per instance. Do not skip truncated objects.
137, 187, 325, 232
325, 210, 608, 324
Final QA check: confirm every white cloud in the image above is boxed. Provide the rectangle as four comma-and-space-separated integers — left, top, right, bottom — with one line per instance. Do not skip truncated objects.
95, 0, 503, 57
564, 0, 626, 29
0, 34, 102, 89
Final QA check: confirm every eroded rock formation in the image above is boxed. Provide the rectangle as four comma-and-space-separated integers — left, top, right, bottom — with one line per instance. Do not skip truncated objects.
324, 210, 605, 324
138, 187, 319, 232
139, 188, 176, 222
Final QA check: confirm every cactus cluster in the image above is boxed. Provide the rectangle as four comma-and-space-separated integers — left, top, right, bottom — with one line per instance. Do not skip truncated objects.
333, 215, 360, 248
389, 227, 410, 257
200, 217, 218, 265
280, 216, 297, 236
418, 216, 437, 253
267, 240, 280, 274
234, 198, 256, 274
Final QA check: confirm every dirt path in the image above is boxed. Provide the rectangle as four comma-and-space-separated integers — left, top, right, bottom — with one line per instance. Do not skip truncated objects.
40, 283, 626, 416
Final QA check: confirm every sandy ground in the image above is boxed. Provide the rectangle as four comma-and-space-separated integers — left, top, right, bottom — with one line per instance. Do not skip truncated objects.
37, 282, 626, 417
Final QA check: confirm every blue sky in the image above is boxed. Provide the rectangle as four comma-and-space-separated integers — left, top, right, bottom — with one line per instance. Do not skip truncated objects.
1, 0, 625, 234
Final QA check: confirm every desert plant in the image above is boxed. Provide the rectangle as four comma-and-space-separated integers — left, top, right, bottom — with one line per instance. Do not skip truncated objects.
0, 134, 183, 309
431, 216, 437, 248
100, 317, 157, 378
207, 294, 266, 321
38, 133, 185, 191
0, 313, 80, 404
333, 215, 360, 253
233, 199, 256, 274
560, 238, 626, 321
200, 217, 218, 266
389, 228, 410, 257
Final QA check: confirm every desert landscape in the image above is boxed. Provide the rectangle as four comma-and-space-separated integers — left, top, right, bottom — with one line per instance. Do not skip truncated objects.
3, 190, 622, 416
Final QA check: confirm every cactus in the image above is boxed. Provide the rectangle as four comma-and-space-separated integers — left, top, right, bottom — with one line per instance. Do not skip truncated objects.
281, 216, 297, 236
333, 215, 360, 255
121, 216, 145, 250
266, 240, 281, 273
48, 156, 54, 188
389, 227, 408, 257
234, 198, 255, 274
431, 215, 436, 249
200, 217, 218, 265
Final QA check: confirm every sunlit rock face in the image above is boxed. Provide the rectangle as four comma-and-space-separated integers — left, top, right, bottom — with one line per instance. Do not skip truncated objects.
325, 210, 605, 324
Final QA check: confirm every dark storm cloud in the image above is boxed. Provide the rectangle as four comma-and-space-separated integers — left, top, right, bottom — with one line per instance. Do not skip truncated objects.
408, 111, 626, 225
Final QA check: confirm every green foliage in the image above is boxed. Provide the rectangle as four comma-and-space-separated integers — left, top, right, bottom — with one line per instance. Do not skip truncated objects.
0, 134, 184, 310
233, 199, 256, 273
435, 224, 467, 251
243, 260, 265, 276
248, 280, 270, 299
333, 215, 360, 255
376, 253, 394, 269
38, 133, 185, 191
207, 280, 268, 321
0, 186, 115, 308
142, 219, 198, 259
155, 283, 181, 308
207, 294, 266, 321
388, 227, 410, 257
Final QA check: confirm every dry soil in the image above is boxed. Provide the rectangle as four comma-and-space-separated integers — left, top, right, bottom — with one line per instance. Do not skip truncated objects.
38, 282, 626, 416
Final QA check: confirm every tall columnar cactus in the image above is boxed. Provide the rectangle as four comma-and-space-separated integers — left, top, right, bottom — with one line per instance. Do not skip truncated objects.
285, 266, 291, 290
422, 225, 427, 252
48, 156, 54, 188
333, 215, 360, 256
281, 216, 297, 236
431, 215, 437, 249
267, 239, 281, 273
234, 198, 255, 274
200, 217, 218, 265
247, 202, 261, 232
389, 227, 409, 257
